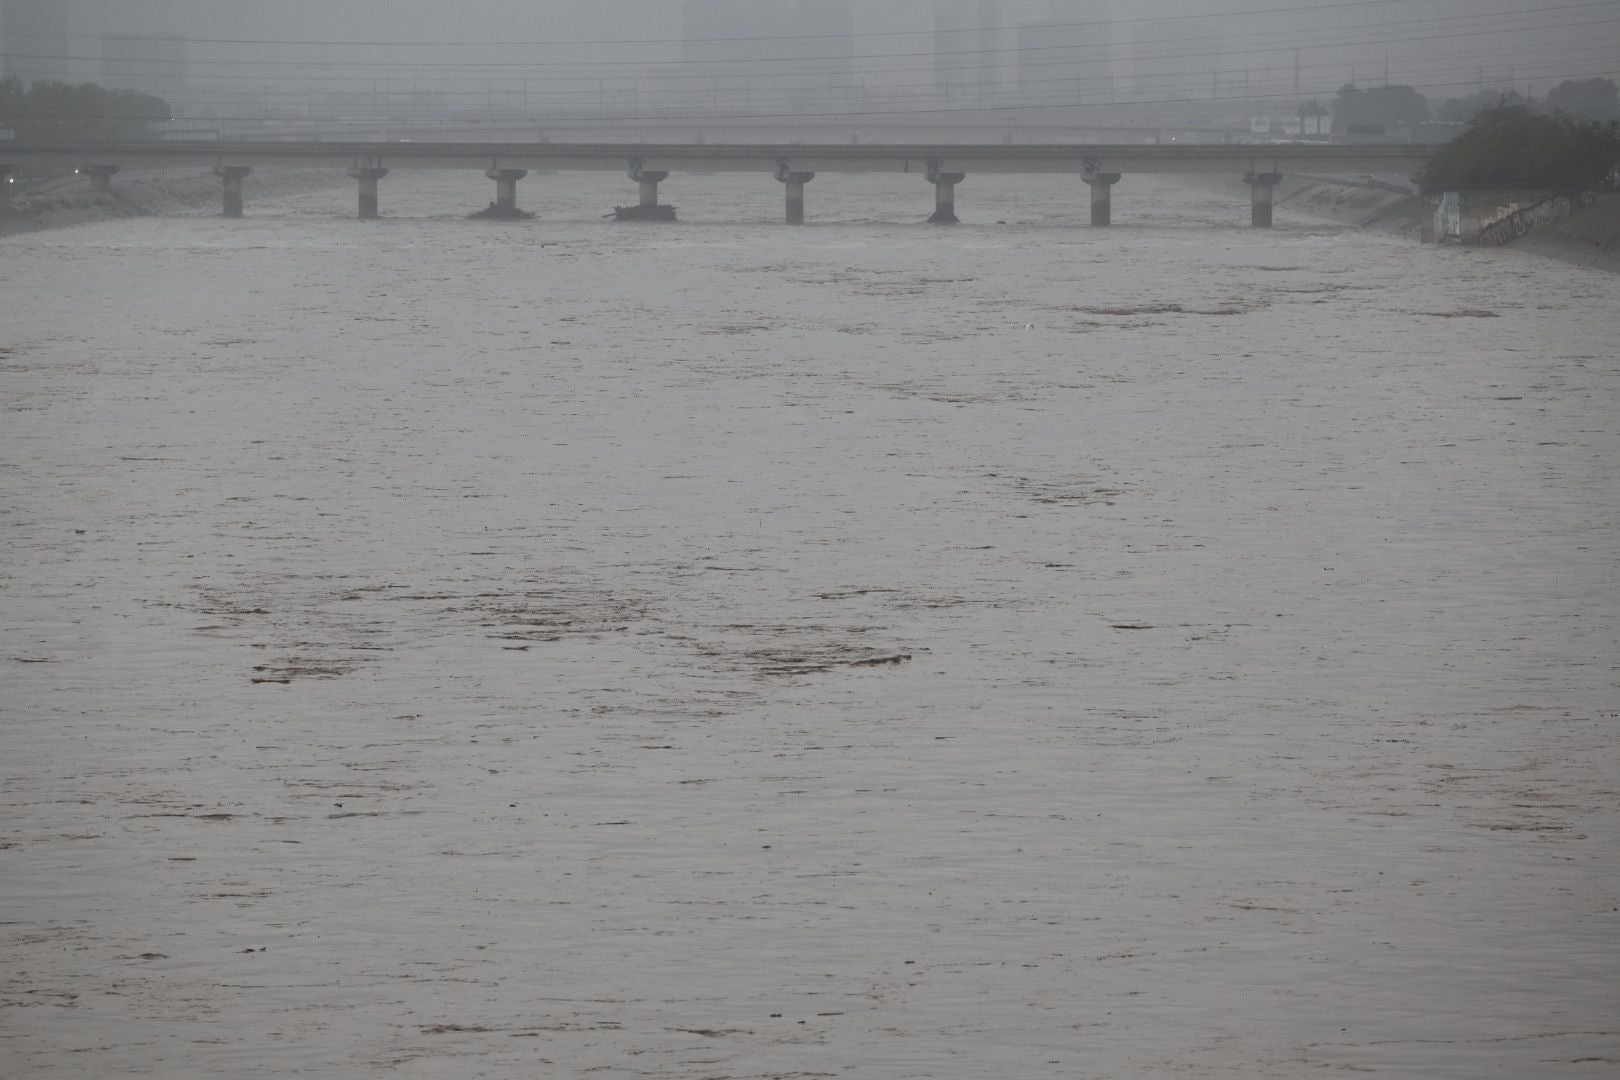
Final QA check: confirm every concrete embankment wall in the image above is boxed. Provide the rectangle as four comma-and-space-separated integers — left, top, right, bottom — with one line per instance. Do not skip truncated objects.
1497, 193, 1620, 273
1182, 172, 1620, 274
1420, 189, 1596, 244
1171, 173, 1427, 236
1275, 175, 1427, 235
0, 169, 347, 238
1286, 181, 1620, 272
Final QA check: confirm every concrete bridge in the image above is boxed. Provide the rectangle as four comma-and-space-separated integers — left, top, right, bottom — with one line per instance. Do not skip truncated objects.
0, 140, 1432, 227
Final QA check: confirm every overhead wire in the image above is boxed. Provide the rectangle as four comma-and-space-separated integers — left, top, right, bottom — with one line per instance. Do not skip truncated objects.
6, 9, 1615, 101
4, 60, 1613, 127
0, 0, 1462, 49
3, 0, 1611, 76
6, 37, 1602, 106
3, 1, 1611, 123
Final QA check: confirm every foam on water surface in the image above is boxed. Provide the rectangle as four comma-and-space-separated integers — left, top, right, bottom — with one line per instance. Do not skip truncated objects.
3, 171, 1618, 1079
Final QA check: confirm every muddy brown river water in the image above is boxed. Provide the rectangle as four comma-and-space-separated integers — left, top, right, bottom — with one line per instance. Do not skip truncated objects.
2, 171, 1617, 1078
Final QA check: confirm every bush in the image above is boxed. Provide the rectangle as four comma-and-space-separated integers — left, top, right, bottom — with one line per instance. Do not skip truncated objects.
0, 78, 171, 143
1546, 77, 1619, 123
1335, 83, 1428, 127
1419, 105, 1620, 193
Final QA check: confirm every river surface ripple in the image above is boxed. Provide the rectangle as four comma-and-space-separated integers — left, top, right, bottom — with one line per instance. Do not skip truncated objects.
2, 172, 1618, 1079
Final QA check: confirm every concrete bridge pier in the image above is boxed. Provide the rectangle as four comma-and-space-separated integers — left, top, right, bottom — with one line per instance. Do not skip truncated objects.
776, 164, 815, 225
1246, 171, 1283, 228
638, 173, 667, 209
1084, 172, 1122, 226
84, 165, 120, 192
215, 166, 252, 218
348, 167, 388, 219
618, 160, 674, 221
927, 170, 965, 224
485, 168, 529, 217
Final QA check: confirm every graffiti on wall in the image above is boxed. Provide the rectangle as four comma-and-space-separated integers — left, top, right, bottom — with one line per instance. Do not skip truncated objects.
1470, 192, 1597, 247
1434, 191, 1461, 241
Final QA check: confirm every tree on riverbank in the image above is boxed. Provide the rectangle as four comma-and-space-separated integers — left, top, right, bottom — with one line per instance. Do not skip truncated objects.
1334, 83, 1428, 128
1420, 104, 1620, 193
0, 77, 171, 143
1546, 78, 1619, 123
1435, 89, 1528, 125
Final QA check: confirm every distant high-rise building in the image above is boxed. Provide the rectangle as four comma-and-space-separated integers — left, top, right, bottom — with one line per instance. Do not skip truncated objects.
680, 0, 854, 112
101, 34, 187, 101
1122, 18, 1222, 104
975, 1, 1004, 98
787, 0, 855, 98
1016, 0, 1112, 105
682, 0, 750, 70
1, 0, 68, 86
934, 0, 1004, 107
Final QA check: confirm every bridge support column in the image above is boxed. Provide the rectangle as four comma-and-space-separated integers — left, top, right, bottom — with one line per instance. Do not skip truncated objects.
1246, 171, 1283, 228
483, 168, 530, 218
926, 170, 965, 224
84, 165, 120, 192
1084, 172, 1121, 227
348, 167, 388, 220
775, 165, 814, 225
617, 160, 674, 221
215, 166, 252, 218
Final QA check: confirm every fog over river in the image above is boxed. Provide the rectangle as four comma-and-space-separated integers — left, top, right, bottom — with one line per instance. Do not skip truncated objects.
3, 172, 1617, 1078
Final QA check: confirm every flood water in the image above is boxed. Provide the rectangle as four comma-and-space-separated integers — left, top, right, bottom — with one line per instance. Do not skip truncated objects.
3, 171, 1617, 1079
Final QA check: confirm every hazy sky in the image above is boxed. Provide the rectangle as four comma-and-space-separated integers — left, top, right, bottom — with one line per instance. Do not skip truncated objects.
9, 0, 1617, 112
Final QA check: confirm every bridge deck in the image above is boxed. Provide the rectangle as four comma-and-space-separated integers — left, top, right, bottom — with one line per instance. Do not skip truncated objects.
1, 141, 1431, 177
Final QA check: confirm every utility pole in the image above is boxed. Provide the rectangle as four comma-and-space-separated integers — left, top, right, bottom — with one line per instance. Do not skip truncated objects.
1294, 47, 1301, 97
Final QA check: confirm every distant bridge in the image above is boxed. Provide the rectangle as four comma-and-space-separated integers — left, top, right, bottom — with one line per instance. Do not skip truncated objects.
0, 140, 1432, 227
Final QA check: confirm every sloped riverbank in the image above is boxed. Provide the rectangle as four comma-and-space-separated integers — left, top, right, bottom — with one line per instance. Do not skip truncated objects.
1188, 173, 1620, 273
1496, 192, 1620, 273
0, 169, 348, 237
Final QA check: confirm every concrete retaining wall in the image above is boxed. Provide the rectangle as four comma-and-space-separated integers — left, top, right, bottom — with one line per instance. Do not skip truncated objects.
1471, 192, 1598, 246
1499, 192, 1620, 273
1421, 190, 1598, 245
0, 169, 348, 238
1277, 177, 1426, 236
1169, 173, 1424, 234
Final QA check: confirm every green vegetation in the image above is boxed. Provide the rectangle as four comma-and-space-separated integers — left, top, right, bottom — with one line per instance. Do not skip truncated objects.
1545, 77, 1619, 123
0, 76, 171, 143
1435, 89, 1528, 125
1436, 79, 1619, 126
1420, 104, 1620, 194
1334, 83, 1428, 128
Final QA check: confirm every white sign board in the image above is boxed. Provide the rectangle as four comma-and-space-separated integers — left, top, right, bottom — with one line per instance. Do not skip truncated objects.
1437, 191, 1462, 242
